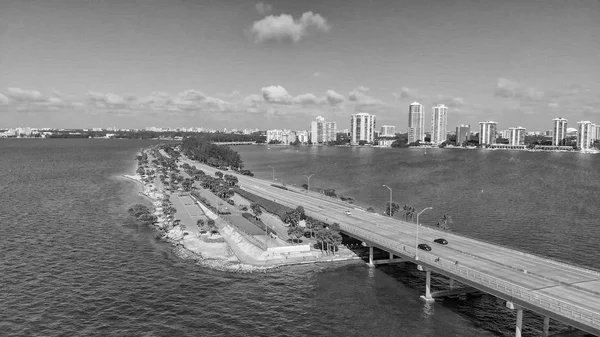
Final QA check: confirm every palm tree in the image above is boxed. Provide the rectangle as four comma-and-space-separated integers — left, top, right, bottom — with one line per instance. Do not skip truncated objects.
437, 215, 453, 230
287, 226, 304, 245
207, 219, 217, 236
402, 205, 411, 221
404, 205, 416, 222
316, 229, 326, 252
329, 222, 341, 231
385, 202, 400, 216
330, 231, 343, 255
250, 203, 262, 220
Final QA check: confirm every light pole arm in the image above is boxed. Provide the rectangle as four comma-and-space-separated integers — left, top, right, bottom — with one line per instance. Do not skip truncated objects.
414, 207, 433, 259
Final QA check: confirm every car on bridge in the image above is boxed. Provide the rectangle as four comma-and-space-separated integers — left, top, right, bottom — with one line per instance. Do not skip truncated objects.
418, 244, 432, 251
344, 210, 352, 215
433, 238, 448, 245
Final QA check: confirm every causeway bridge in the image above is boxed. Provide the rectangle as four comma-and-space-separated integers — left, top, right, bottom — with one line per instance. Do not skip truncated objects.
180, 157, 600, 337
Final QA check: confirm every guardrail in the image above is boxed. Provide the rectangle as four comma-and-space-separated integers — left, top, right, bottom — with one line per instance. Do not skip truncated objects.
340, 224, 600, 332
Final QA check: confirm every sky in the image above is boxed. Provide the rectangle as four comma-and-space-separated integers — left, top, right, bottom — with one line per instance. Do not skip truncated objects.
1, 0, 599, 131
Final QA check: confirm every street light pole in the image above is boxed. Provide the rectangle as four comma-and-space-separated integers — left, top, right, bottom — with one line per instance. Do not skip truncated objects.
415, 206, 433, 260
382, 184, 392, 217
303, 174, 314, 193
268, 165, 275, 182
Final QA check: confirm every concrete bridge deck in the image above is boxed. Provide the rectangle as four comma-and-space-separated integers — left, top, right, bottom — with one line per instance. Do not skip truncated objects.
181, 157, 600, 336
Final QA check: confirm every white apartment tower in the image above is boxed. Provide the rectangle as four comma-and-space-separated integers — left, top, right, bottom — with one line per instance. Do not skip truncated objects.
431, 104, 448, 144
508, 127, 526, 146
408, 102, 424, 144
324, 122, 337, 143
577, 121, 594, 150
310, 116, 325, 144
479, 121, 498, 145
380, 125, 396, 137
350, 113, 376, 144
553, 117, 568, 146
593, 124, 600, 142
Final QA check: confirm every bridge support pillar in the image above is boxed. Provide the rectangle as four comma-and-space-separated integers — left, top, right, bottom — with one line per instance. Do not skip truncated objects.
368, 246, 374, 267
449, 278, 455, 290
419, 270, 435, 302
389, 252, 393, 259
542, 316, 549, 337
506, 301, 523, 337
515, 308, 523, 337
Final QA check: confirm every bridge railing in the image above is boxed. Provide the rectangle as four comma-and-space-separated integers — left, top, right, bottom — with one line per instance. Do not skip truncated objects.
341, 225, 600, 331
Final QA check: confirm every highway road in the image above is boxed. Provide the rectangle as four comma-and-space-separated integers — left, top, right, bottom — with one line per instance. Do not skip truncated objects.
180, 155, 600, 335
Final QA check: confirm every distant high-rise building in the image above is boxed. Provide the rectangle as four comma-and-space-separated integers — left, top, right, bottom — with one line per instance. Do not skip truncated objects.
577, 121, 593, 150
266, 129, 284, 143
350, 113, 376, 144
380, 125, 396, 137
324, 122, 337, 143
408, 102, 424, 144
553, 117, 568, 146
508, 127, 526, 146
592, 124, 600, 141
296, 130, 309, 143
310, 116, 325, 144
431, 104, 448, 144
479, 121, 498, 145
455, 124, 471, 145
499, 130, 511, 139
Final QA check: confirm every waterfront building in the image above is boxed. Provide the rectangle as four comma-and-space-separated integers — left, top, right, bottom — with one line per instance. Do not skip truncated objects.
455, 125, 471, 145
266, 129, 284, 143
499, 130, 511, 139
431, 104, 448, 144
296, 130, 309, 143
408, 102, 424, 144
380, 125, 396, 137
479, 121, 498, 145
577, 121, 594, 150
310, 116, 325, 144
324, 122, 337, 143
553, 117, 568, 146
378, 139, 395, 147
508, 127, 526, 146
592, 124, 600, 141
350, 112, 376, 144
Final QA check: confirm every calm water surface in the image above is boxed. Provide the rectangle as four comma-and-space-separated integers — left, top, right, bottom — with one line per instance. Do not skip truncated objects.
1, 139, 593, 337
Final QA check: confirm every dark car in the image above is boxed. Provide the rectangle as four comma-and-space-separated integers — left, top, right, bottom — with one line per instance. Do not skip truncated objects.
418, 244, 432, 251
433, 238, 448, 245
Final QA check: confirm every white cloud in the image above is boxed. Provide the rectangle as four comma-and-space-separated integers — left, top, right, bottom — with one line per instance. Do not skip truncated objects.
495, 78, 544, 101
326, 90, 345, 106
177, 89, 206, 101
242, 94, 264, 108
249, 11, 330, 43
292, 93, 320, 105
393, 86, 421, 101
312, 72, 320, 77
255, 2, 272, 15
6, 88, 49, 102
261, 85, 293, 104
87, 91, 129, 108
434, 95, 465, 108
0, 93, 10, 105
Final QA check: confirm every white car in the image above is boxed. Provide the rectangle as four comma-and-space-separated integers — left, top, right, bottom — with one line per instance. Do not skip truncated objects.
344, 210, 352, 215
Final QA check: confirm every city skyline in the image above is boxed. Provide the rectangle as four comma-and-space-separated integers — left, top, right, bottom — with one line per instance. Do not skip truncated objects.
1, 0, 599, 130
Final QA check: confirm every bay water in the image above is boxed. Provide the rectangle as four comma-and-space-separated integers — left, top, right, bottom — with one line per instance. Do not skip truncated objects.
1, 139, 596, 336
